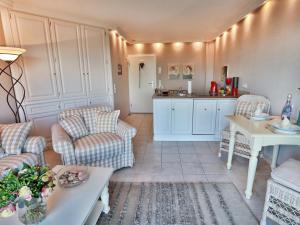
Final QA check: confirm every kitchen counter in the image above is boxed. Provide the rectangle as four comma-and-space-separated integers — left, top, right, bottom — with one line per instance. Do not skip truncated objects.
152, 93, 239, 99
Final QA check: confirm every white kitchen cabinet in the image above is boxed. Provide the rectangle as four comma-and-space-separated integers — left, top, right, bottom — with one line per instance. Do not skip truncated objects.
153, 98, 237, 141
171, 99, 193, 134
193, 100, 217, 134
153, 99, 193, 135
50, 19, 86, 98
215, 100, 236, 138
10, 12, 59, 102
82, 25, 108, 97
153, 99, 172, 135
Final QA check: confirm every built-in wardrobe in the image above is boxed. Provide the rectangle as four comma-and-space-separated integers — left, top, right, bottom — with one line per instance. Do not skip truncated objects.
1, 10, 113, 141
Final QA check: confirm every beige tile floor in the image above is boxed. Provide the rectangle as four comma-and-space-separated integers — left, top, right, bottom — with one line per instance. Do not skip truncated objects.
45, 113, 271, 221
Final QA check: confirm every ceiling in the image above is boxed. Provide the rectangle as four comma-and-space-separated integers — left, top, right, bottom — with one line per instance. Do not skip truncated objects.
13, 0, 265, 43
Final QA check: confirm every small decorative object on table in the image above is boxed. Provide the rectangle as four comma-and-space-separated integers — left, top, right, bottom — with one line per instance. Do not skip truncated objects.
297, 111, 300, 126
57, 166, 89, 188
281, 93, 293, 120
0, 164, 56, 224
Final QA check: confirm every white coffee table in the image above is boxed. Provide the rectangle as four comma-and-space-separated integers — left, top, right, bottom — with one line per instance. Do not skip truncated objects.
0, 165, 113, 225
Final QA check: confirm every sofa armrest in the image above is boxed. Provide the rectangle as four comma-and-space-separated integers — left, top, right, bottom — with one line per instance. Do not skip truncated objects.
51, 124, 76, 165
116, 120, 137, 140
22, 136, 46, 165
23, 136, 46, 154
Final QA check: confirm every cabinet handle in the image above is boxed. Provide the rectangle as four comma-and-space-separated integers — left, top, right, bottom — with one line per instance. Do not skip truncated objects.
86, 72, 89, 76
218, 108, 220, 111
204, 108, 207, 111
83, 72, 86, 76
172, 108, 175, 111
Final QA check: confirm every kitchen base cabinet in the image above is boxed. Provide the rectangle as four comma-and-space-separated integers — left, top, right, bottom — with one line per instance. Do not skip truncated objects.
153, 98, 237, 141
153, 99, 193, 136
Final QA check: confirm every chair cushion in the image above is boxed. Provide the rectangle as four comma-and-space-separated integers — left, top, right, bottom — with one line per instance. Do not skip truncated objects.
59, 115, 88, 140
0, 153, 39, 174
1, 122, 33, 155
59, 106, 112, 134
74, 133, 124, 164
96, 110, 120, 134
235, 101, 253, 117
271, 158, 300, 192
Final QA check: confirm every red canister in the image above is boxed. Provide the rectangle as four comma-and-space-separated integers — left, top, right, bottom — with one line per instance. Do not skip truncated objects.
209, 81, 218, 96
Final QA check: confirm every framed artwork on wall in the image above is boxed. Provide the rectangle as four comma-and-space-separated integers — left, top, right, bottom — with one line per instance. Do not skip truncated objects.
182, 64, 195, 80
118, 64, 122, 76
168, 64, 180, 80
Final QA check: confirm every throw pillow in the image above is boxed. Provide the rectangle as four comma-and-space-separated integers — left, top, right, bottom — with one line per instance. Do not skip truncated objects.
96, 110, 120, 133
59, 115, 89, 140
1, 122, 33, 155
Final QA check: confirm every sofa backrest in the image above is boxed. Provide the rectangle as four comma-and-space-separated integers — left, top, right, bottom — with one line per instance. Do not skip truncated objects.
59, 106, 112, 134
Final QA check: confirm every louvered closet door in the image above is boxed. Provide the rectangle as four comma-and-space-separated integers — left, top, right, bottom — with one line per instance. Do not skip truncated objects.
50, 19, 86, 98
10, 12, 59, 102
81, 26, 108, 98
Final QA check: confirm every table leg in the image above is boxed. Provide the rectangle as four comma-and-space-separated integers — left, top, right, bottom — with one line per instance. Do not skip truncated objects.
227, 124, 237, 170
245, 140, 261, 199
101, 185, 110, 214
271, 145, 280, 170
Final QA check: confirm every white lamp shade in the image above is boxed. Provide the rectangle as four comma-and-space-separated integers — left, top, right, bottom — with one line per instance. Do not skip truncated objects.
0, 47, 26, 61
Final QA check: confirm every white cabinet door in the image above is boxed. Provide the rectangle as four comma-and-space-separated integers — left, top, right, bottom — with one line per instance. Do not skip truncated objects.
82, 26, 108, 97
193, 100, 217, 134
216, 100, 236, 138
171, 99, 193, 134
10, 12, 59, 102
50, 19, 86, 98
153, 99, 172, 135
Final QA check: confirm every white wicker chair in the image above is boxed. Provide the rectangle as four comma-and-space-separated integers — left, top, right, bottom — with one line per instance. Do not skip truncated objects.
219, 95, 271, 159
261, 159, 300, 225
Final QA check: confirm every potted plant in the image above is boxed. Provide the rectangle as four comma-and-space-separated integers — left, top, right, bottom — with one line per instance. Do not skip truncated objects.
0, 164, 56, 224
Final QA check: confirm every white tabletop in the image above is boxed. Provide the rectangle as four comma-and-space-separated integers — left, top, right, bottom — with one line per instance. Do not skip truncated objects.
0, 165, 113, 225
227, 115, 300, 139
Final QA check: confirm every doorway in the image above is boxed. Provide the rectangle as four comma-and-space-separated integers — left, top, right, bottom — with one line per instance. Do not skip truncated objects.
128, 55, 156, 113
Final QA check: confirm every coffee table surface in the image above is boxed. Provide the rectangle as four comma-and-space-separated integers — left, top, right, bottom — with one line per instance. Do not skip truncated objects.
0, 165, 113, 225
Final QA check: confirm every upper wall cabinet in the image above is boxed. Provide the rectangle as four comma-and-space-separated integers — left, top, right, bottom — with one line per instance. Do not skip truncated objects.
10, 12, 59, 102
82, 26, 108, 97
50, 19, 86, 98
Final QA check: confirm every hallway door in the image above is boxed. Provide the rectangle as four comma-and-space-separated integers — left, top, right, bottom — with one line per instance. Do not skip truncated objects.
128, 55, 156, 113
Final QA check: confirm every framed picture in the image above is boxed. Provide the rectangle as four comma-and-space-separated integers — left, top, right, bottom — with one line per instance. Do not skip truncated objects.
182, 64, 195, 80
168, 64, 180, 80
117, 64, 122, 76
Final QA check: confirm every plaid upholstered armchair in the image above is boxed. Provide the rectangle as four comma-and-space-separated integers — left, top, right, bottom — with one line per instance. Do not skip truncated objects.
0, 123, 46, 173
51, 106, 137, 170
219, 95, 271, 159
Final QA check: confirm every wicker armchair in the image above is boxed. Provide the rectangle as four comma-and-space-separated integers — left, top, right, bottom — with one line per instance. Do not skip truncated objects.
261, 159, 300, 225
219, 95, 271, 159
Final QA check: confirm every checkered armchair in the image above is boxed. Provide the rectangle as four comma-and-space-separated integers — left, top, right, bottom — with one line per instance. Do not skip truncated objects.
219, 95, 271, 159
0, 124, 46, 173
51, 106, 137, 170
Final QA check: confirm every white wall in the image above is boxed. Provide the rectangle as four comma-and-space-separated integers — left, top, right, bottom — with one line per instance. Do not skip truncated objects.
214, 0, 300, 163
109, 32, 130, 118
127, 42, 207, 94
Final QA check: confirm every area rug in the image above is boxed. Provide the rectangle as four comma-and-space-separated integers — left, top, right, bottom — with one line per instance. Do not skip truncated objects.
97, 182, 258, 225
